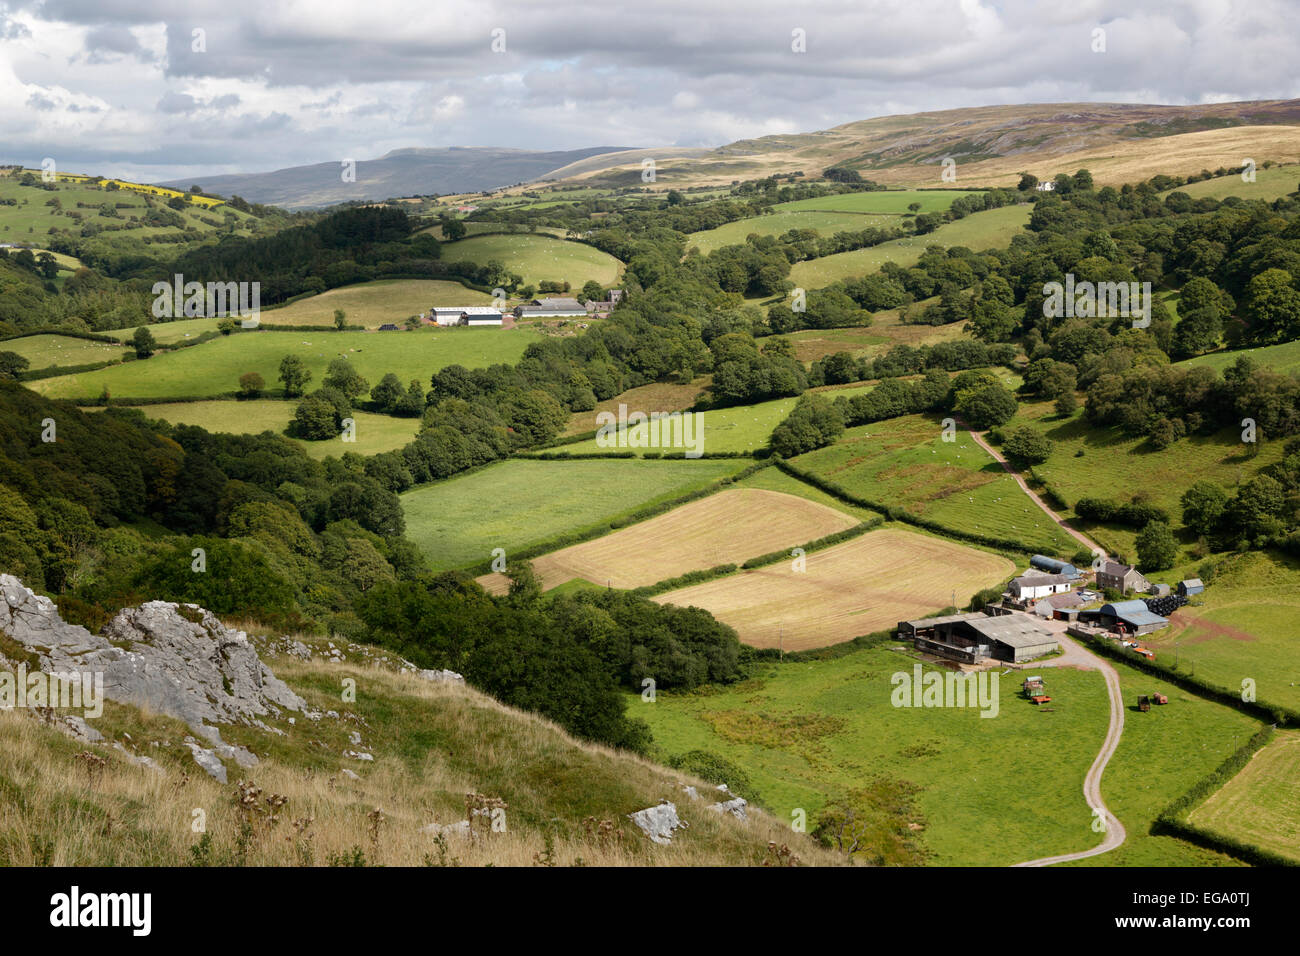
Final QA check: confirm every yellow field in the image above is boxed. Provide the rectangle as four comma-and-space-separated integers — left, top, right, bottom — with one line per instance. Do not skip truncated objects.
477, 487, 858, 594
652, 526, 1015, 650
1188, 731, 1300, 862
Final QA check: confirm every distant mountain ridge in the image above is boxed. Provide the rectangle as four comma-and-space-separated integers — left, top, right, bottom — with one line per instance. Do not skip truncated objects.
161, 145, 637, 209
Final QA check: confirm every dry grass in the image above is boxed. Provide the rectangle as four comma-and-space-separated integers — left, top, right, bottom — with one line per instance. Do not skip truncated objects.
0, 651, 843, 867
477, 487, 859, 593
563, 379, 707, 437
652, 527, 1014, 650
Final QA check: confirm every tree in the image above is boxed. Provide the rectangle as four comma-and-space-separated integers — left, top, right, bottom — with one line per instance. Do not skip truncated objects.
293, 394, 339, 440
1243, 269, 1300, 343
955, 381, 1018, 430
439, 215, 467, 241
132, 326, 156, 358
1180, 480, 1228, 537
579, 279, 604, 304
278, 354, 312, 397
333, 309, 347, 330
322, 357, 369, 405
0, 351, 30, 380
1135, 520, 1178, 571
238, 371, 265, 398
1017, 172, 1039, 191
1002, 426, 1054, 466
370, 372, 405, 413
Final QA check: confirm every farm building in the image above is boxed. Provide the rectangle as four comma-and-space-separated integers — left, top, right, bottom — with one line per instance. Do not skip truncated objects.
1149, 582, 1171, 597
1035, 181, 1056, 192
1096, 560, 1149, 594
514, 297, 587, 318
1178, 578, 1204, 596
1009, 573, 1072, 600
1044, 590, 1083, 621
430, 307, 504, 327
899, 611, 1059, 664
1095, 600, 1169, 636
1030, 555, 1080, 578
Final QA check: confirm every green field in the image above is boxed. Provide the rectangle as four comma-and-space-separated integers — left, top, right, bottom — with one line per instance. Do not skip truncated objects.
791, 412, 1080, 555
637, 646, 1111, 865
1182, 339, 1300, 376
82, 399, 420, 460
263, 279, 492, 328
687, 211, 898, 254
1188, 730, 1300, 863
1067, 661, 1258, 867
777, 190, 983, 216
0, 173, 259, 246
1006, 398, 1285, 559
1162, 164, 1300, 203
786, 205, 1031, 290
4, 333, 128, 369
731, 463, 879, 522
31, 326, 540, 401
1141, 550, 1300, 713
440, 233, 623, 288
103, 317, 224, 345
401, 457, 750, 570
554, 383, 876, 457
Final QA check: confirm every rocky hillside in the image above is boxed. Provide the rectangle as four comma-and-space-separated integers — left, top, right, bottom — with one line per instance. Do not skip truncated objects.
0, 576, 835, 866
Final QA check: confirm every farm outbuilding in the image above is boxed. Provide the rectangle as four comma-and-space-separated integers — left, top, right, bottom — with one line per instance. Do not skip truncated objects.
1149, 582, 1171, 597
1030, 555, 1080, 578
1096, 600, 1169, 636
1009, 573, 1072, 600
899, 611, 1059, 664
1178, 578, 1204, 596
514, 297, 586, 318
430, 307, 504, 327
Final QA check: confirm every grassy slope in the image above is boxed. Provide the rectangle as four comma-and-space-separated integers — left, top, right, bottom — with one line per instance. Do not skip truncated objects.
264, 279, 493, 328
440, 233, 622, 288
0, 637, 831, 866
637, 648, 1110, 865
686, 211, 897, 254
401, 457, 750, 570
786, 205, 1031, 290
1182, 339, 1300, 376
81, 399, 419, 460
4, 333, 128, 369
1162, 163, 1300, 202
31, 326, 540, 401
1005, 398, 1285, 561
792, 412, 1080, 555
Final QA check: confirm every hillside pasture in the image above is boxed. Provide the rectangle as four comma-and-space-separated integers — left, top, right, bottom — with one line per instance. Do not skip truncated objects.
562, 379, 707, 437
31, 326, 540, 401
263, 279, 492, 328
82, 399, 420, 460
440, 233, 622, 289
636, 645, 1108, 864
654, 526, 1014, 650
4, 333, 128, 370
776, 189, 983, 216
1188, 731, 1300, 863
1161, 163, 1299, 203
476, 487, 859, 594
785, 205, 1031, 290
792, 413, 1080, 555
1182, 339, 1300, 377
401, 457, 751, 571
686, 210, 897, 254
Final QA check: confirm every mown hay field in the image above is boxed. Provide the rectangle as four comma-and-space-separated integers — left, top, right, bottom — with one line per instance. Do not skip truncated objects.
402, 457, 751, 571
477, 487, 859, 593
262, 279, 493, 328
1188, 731, 1300, 863
653, 526, 1014, 650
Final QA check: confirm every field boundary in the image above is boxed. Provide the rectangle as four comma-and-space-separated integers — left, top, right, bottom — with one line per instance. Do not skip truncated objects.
460, 458, 775, 575
774, 457, 1051, 556
1151, 724, 1295, 866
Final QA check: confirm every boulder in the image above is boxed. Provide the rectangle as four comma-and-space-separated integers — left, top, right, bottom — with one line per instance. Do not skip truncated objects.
708, 797, 748, 821
628, 801, 687, 845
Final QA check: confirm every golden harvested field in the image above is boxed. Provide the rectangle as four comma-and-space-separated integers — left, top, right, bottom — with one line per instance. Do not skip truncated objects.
652, 526, 1015, 650
478, 487, 858, 594
1188, 731, 1300, 862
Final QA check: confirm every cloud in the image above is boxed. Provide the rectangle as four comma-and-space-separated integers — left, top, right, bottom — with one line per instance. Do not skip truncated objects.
0, 0, 1296, 181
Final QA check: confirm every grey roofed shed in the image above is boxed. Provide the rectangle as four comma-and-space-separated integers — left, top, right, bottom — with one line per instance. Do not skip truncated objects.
1178, 578, 1205, 595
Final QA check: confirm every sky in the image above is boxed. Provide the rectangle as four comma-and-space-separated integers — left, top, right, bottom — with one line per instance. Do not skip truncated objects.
1, 0, 1297, 182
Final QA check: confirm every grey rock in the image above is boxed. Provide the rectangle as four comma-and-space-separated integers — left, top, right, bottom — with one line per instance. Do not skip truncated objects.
343, 749, 374, 762
417, 668, 465, 684
0, 576, 305, 757
184, 740, 227, 783
628, 801, 687, 845
421, 819, 472, 840
339, 768, 360, 780
708, 797, 748, 820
